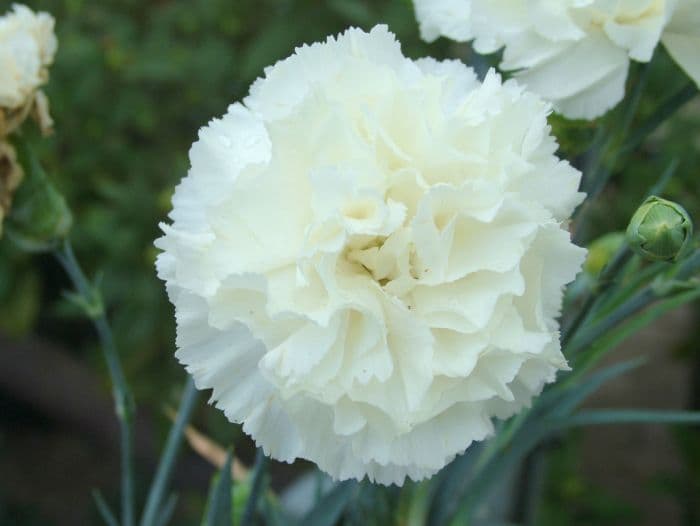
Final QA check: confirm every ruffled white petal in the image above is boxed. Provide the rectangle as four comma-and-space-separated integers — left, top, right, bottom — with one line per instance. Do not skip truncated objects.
157, 25, 586, 485
661, 0, 700, 87
413, 0, 689, 119
515, 31, 631, 120
0, 4, 57, 109
602, 0, 672, 62
413, 0, 473, 43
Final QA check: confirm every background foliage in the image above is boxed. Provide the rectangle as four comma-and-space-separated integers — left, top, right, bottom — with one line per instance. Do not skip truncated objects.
1, 1, 698, 525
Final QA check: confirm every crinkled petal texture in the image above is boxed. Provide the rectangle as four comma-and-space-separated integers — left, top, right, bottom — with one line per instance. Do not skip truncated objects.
0, 4, 57, 110
156, 26, 586, 485
662, 0, 700, 87
413, 0, 699, 120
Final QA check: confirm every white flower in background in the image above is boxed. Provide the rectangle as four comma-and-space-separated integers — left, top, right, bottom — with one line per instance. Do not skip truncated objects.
0, 3, 57, 134
156, 25, 586, 484
414, 0, 700, 120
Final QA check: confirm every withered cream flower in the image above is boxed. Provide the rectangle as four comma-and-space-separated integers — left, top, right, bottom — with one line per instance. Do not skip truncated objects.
156, 26, 586, 484
0, 4, 57, 134
0, 141, 24, 236
414, 0, 700, 119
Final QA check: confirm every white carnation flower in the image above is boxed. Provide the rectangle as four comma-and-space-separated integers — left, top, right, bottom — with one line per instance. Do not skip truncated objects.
156, 25, 586, 485
414, 0, 700, 120
0, 4, 57, 110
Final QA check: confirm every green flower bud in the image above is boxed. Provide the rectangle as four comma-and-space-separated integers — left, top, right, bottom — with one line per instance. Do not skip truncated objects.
584, 231, 626, 276
4, 137, 71, 252
626, 196, 693, 262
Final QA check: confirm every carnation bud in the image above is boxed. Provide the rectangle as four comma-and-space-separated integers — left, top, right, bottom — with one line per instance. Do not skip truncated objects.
4, 139, 71, 251
626, 196, 693, 262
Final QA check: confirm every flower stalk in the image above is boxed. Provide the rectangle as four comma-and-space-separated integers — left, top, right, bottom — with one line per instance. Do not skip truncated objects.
573, 63, 651, 244
54, 239, 135, 526
140, 377, 198, 526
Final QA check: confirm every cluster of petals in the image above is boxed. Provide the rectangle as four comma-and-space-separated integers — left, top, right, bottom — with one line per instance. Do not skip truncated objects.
0, 4, 56, 235
156, 25, 586, 484
0, 3, 56, 109
414, 0, 700, 119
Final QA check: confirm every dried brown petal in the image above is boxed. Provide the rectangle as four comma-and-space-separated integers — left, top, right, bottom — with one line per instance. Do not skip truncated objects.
33, 90, 54, 136
0, 99, 33, 137
0, 142, 25, 236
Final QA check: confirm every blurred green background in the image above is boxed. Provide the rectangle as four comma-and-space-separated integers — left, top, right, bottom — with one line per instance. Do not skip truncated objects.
0, 0, 698, 525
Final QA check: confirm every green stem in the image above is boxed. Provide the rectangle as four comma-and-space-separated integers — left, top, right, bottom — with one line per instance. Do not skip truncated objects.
448, 426, 550, 526
566, 287, 655, 356
645, 158, 679, 198
441, 252, 699, 526
448, 249, 700, 525
568, 248, 700, 357
561, 247, 632, 348
575, 82, 693, 246
140, 376, 198, 526
579, 124, 608, 192
154, 494, 179, 526
620, 81, 697, 155
55, 240, 135, 526
573, 64, 651, 244
589, 64, 648, 191
472, 412, 528, 475
241, 449, 269, 526
552, 409, 700, 428
92, 490, 120, 526
565, 155, 680, 350
674, 248, 700, 281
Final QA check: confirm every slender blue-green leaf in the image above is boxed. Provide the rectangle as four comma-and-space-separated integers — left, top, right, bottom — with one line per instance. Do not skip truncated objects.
553, 409, 700, 429
56, 241, 135, 526
155, 494, 178, 526
561, 246, 632, 348
577, 63, 650, 209
675, 248, 700, 280
645, 158, 679, 198
140, 376, 198, 526
241, 449, 269, 526
569, 159, 679, 336
430, 415, 535, 526
300, 480, 358, 526
204, 450, 233, 526
574, 64, 652, 244
447, 425, 551, 526
445, 359, 678, 524
578, 122, 608, 195
565, 288, 656, 356
314, 470, 325, 504
427, 444, 483, 526
429, 414, 530, 526
260, 493, 290, 526
572, 158, 678, 330
92, 490, 119, 526
570, 287, 700, 377
545, 358, 646, 418
592, 258, 663, 315
396, 481, 431, 526
621, 81, 697, 154
445, 257, 700, 525
474, 413, 529, 475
